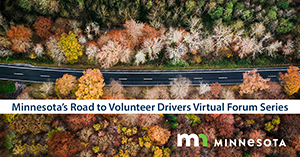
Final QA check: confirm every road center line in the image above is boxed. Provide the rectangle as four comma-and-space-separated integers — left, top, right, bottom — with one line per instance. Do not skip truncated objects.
168, 78, 177, 80
268, 75, 277, 78
14, 73, 23, 76
218, 77, 228, 79
194, 77, 203, 80
40, 75, 50, 78
119, 78, 127, 81
143, 78, 153, 81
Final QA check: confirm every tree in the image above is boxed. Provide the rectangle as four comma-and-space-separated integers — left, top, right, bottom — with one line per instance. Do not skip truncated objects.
58, 32, 83, 64
282, 40, 294, 55
7, 25, 32, 42
33, 43, 44, 57
85, 41, 99, 63
75, 69, 105, 99
118, 114, 140, 127
279, 66, 300, 95
46, 37, 66, 64
104, 80, 125, 99
224, 2, 233, 21
268, 10, 277, 21
63, 114, 97, 132
148, 125, 171, 145
248, 130, 266, 142
170, 76, 191, 99
48, 131, 82, 157
210, 6, 224, 19
139, 114, 164, 128
240, 69, 270, 95
210, 82, 222, 98
33, 16, 52, 40
145, 86, 170, 99
276, 18, 294, 33
140, 37, 164, 61
7, 25, 32, 53
124, 19, 145, 48
30, 82, 54, 99
55, 74, 78, 98
97, 40, 131, 68
198, 82, 211, 95
220, 88, 235, 99
134, 51, 146, 66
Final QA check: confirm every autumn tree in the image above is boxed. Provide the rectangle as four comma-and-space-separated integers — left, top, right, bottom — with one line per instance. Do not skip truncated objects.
85, 41, 99, 63
97, 30, 132, 68
33, 16, 52, 40
220, 88, 235, 99
75, 69, 105, 99
279, 66, 300, 95
7, 25, 32, 53
170, 76, 191, 99
46, 37, 66, 64
139, 114, 164, 128
240, 69, 270, 95
210, 82, 223, 98
104, 80, 125, 99
118, 114, 140, 127
55, 74, 78, 98
145, 86, 170, 99
148, 125, 171, 145
58, 32, 83, 64
48, 131, 82, 157
30, 82, 54, 99
62, 114, 97, 132
124, 19, 144, 48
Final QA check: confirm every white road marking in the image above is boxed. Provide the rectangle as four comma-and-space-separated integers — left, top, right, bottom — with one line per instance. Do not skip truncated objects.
218, 77, 228, 79
194, 77, 203, 80
40, 75, 50, 78
143, 78, 153, 81
14, 73, 23, 76
119, 78, 127, 81
268, 75, 277, 78
168, 78, 177, 80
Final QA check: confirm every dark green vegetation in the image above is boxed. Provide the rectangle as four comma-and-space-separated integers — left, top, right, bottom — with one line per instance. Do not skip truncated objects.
0, 80, 15, 94
0, 0, 298, 32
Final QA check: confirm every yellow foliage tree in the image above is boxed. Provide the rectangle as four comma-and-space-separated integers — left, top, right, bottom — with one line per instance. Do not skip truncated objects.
55, 74, 78, 98
279, 66, 300, 95
75, 69, 105, 99
58, 32, 83, 64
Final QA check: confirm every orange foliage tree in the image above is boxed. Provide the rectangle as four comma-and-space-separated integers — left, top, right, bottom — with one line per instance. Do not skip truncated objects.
55, 74, 78, 98
142, 24, 158, 39
75, 69, 105, 99
7, 25, 32, 53
292, 135, 300, 151
33, 16, 52, 40
147, 125, 171, 145
48, 131, 82, 157
210, 82, 223, 98
279, 66, 300, 95
239, 69, 270, 95
63, 114, 97, 132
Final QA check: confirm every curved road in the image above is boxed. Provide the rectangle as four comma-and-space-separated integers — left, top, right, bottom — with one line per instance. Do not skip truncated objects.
0, 63, 290, 86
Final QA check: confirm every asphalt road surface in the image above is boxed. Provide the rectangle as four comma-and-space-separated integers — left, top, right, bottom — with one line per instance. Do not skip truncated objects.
0, 63, 290, 86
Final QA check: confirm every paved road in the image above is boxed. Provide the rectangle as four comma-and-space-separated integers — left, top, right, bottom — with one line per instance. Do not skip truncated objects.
0, 63, 290, 86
